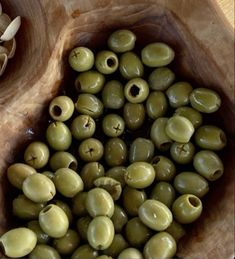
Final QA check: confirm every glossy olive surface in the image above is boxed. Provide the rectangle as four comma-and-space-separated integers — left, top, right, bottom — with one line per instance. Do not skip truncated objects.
29, 244, 61, 259
49, 151, 77, 171
106, 166, 126, 188
170, 141, 195, 164
27, 220, 51, 244
118, 248, 143, 259
123, 103, 145, 130
111, 205, 128, 233
146, 91, 168, 119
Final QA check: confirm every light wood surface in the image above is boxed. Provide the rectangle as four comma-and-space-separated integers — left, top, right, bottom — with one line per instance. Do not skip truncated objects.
216, 0, 234, 26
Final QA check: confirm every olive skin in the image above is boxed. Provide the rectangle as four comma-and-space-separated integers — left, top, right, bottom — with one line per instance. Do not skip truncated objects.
71, 245, 98, 259
170, 141, 195, 164
165, 220, 186, 242
87, 216, 115, 250
111, 205, 128, 233
7, 163, 36, 189
124, 162, 155, 189
174, 172, 209, 198
72, 192, 88, 216
106, 166, 126, 188
103, 234, 128, 257
146, 91, 168, 119
194, 125, 227, 151
108, 29, 136, 53
54, 200, 73, 225
118, 248, 143, 259
46, 122, 72, 151
95, 50, 119, 74
138, 200, 173, 231
86, 188, 114, 218
172, 194, 203, 224
102, 114, 125, 137
49, 96, 74, 122
0, 228, 37, 258
27, 221, 51, 244
75, 93, 104, 118
49, 151, 78, 171
119, 52, 144, 79
189, 87, 221, 113
39, 204, 69, 238
76, 216, 92, 240
144, 232, 177, 259
129, 138, 155, 163
123, 103, 145, 130
29, 244, 61, 259
141, 42, 175, 67
97, 256, 113, 259
42, 171, 55, 180
193, 150, 224, 181
75, 70, 105, 94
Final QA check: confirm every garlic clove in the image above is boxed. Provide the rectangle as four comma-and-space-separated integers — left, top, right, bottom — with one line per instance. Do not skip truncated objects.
0, 16, 21, 42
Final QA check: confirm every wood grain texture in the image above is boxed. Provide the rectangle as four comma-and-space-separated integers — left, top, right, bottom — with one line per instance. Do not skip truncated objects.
0, 0, 234, 258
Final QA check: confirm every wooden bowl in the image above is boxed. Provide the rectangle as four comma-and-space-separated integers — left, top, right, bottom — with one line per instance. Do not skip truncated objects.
0, 0, 234, 258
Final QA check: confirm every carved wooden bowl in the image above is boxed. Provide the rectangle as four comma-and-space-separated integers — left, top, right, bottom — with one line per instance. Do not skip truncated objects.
0, 0, 234, 258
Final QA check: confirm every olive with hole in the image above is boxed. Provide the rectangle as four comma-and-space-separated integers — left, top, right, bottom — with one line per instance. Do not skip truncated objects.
165, 220, 186, 242
53, 200, 73, 225
146, 91, 168, 119
103, 234, 128, 257
29, 244, 61, 259
71, 244, 98, 259
27, 220, 51, 244
24, 141, 50, 169
49, 96, 74, 122
102, 114, 125, 137
111, 204, 128, 233
49, 151, 78, 171
170, 141, 195, 164
123, 102, 145, 130
95, 50, 119, 74
106, 166, 126, 188
76, 216, 92, 240
72, 192, 88, 216
193, 150, 224, 181
118, 248, 143, 259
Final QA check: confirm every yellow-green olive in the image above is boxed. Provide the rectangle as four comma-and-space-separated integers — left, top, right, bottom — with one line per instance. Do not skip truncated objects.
102, 114, 125, 137
118, 248, 143, 259
103, 234, 128, 257
95, 50, 119, 74
49, 151, 78, 171
97, 255, 113, 259
123, 102, 145, 130
146, 91, 168, 119
71, 244, 98, 259
106, 166, 126, 188
27, 221, 51, 244
165, 220, 186, 242
29, 244, 61, 259
170, 142, 195, 164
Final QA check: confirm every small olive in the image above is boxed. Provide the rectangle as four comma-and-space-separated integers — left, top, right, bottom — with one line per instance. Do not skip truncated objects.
102, 114, 125, 137
165, 220, 186, 242
95, 50, 119, 74
76, 216, 92, 240
106, 166, 126, 188
53, 200, 73, 225
72, 192, 88, 216
123, 102, 145, 130
118, 248, 143, 259
27, 220, 51, 244
71, 244, 98, 259
103, 234, 128, 257
170, 141, 195, 164
146, 91, 168, 119
29, 244, 61, 259
49, 151, 78, 171
111, 205, 128, 233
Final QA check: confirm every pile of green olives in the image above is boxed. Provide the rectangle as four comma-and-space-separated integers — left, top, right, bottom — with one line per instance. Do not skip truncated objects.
1, 29, 227, 259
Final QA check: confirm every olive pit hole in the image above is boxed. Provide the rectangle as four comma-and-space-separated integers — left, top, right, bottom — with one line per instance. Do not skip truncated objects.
188, 197, 200, 207
42, 205, 53, 214
212, 170, 222, 178
129, 85, 140, 97
152, 156, 160, 164
52, 105, 62, 117
106, 57, 116, 67
69, 161, 77, 171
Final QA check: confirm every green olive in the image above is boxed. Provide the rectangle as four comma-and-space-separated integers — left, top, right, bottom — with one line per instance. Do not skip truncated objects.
53, 229, 80, 255
151, 155, 176, 181
102, 114, 125, 137
165, 220, 186, 242
97, 255, 113, 259
129, 138, 155, 163
87, 216, 115, 250
69, 46, 94, 72
54, 168, 84, 197
22, 174, 56, 203
170, 141, 195, 164
146, 91, 168, 119
76, 216, 92, 240
72, 192, 88, 216
150, 182, 176, 208
49, 151, 78, 171
106, 166, 126, 188
42, 171, 54, 180
13, 194, 45, 220
194, 125, 227, 150
104, 138, 127, 166
172, 194, 203, 224
70, 115, 96, 140
71, 244, 98, 259
80, 162, 105, 190
193, 150, 224, 181
46, 122, 72, 151
124, 162, 155, 189
29, 244, 61, 259
124, 78, 149, 103
119, 52, 144, 79
75, 70, 105, 94
53, 200, 73, 225
108, 29, 136, 53
78, 138, 104, 162
24, 141, 50, 169
150, 117, 172, 151
49, 96, 74, 122
103, 234, 128, 257
165, 116, 194, 143
75, 93, 104, 118
7, 163, 36, 189
86, 188, 114, 217
39, 204, 69, 238
166, 82, 193, 108
0, 228, 37, 258
111, 205, 128, 233
141, 42, 175, 67
148, 67, 175, 91
123, 102, 145, 130
27, 221, 51, 244
125, 217, 152, 247
144, 232, 176, 259
118, 248, 143, 259
138, 200, 172, 231
189, 87, 221, 113
174, 172, 209, 198
95, 50, 119, 74
102, 80, 125, 109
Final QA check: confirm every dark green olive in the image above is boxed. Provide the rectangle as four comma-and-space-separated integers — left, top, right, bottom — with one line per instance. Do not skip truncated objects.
148, 67, 175, 91
193, 150, 224, 181
102, 80, 125, 109
122, 186, 147, 216
102, 114, 125, 137
166, 82, 193, 108
72, 192, 88, 216
170, 141, 195, 164
78, 138, 104, 162
150, 182, 176, 208
71, 244, 98, 259
104, 138, 127, 166
49, 151, 77, 171
165, 220, 186, 242
129, 138, 154, 163
75, 94, 104, 118
141, 42, 175, 67
125, 217, 152, 247
119, 52, 144, 79
103, 234, 128, 257
53, 200, 73, 225
118, 248, 143, 259
76, 216, 92, 240
146, 91, 168, 119
75, 70, 105, 94
27, 220, 51, 244
111, 205, 128, 233
70, 115, 96, 140
80, 162, 105, 190
106, 166, 126, 188
189, 87, 221, 113
151, 155, 176, 181
123, 102, 145, 130
95, 50, 119, 74
194, 125, 227, 150
29, 244, 61, 259
174, 172, 209, 198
